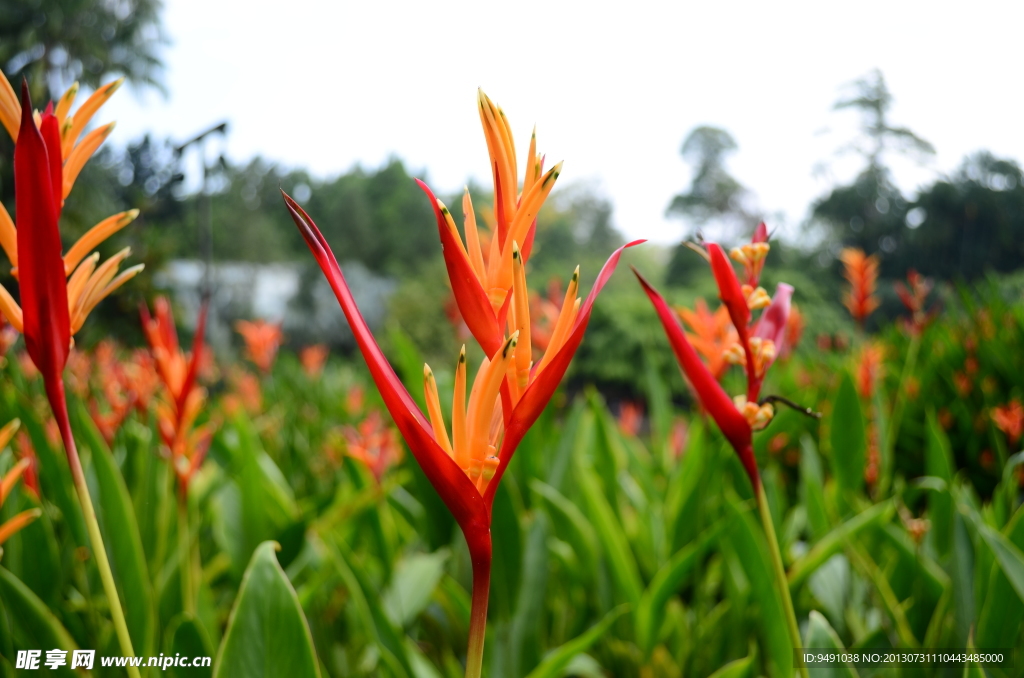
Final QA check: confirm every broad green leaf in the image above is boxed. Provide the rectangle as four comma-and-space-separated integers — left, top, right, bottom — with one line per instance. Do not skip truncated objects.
636, 521, 723, 655
523, 605, 628, 678
803, 611, 859, 678
383, 549, 450, 627
958, 499, 1024, 605
926, 410, 955, 555
807, 555, 849, 634
164, 613, 214, 678
707, 654, 756, 678
977, 505, 1024, 649
829, 373, 865, 496
3, 492, 60, 607
799, 435, 830, 539
788, 500, 894, 590
212, 542, 320, 678
576, 462, 643, 605
723, 498, 793, 678
78, 405, 156, 656
0, 567, 78, 677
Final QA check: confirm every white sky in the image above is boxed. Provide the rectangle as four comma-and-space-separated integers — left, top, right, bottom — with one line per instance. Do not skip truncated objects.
103, 0, 1024, 244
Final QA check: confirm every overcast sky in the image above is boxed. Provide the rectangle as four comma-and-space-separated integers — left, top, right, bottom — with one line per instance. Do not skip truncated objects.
103, 0, 1024, 244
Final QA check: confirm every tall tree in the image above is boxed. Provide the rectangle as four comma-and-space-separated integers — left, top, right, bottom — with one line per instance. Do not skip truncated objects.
665, 126, 755, 285
812, 70, 933, 257
0, 0, 165, 99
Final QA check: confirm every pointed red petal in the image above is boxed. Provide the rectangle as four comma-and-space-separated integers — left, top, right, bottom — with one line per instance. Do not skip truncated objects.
633, 267, 757, 486
484, 239, 644, 505
282, 191, 487, 530
39, 110, 62, 217
178, 300, 208, 415
416, 179, 504, 356
15, 81, 70, 382
708, 243, 750, 334
752, 221, 769, 244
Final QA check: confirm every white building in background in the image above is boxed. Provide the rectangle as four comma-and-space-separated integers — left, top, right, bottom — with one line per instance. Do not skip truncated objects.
154, 259, 396, 351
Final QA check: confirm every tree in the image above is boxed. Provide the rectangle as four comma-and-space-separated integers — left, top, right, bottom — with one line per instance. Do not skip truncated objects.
0, 0, 165, 99
664, 126, 755, 286
811, 70, 933, 257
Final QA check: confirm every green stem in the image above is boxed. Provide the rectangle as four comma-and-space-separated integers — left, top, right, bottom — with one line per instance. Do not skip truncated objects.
48, 377, 141, 678
756, 482, 808, 678
178, 493, 195, 615
880, 333, 920, 496
464, 527, 492, 678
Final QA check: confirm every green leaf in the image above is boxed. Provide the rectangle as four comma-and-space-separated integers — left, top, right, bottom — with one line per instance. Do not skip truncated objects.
164, 613, 214, 678
490, 480, 522, 620
576, 462, 643, 605
722, 497, 793, 678
0, 567, 78, 677
78, 405, 156, 656
799, 435, 830, 539
523, 605, 628, 678
707, 654, 756, 678
212, 542, 320, 678
958, 499, 1024, 605
977, 505, 1024, 649
788, 500, 895, 590
636, 521, 724, 655
530, 480, 599, 571
829, 373, 865, 496
509, 515, 551, 676
803, 611, 859, 678
383, 549, 450, 627
925, 410, 955, 554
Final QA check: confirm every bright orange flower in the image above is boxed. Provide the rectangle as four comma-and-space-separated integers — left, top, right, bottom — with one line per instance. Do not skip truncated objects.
0, 78, 143, 346
345, 384, 365, 416
0, 419, 41, 545
283, 89, 640, 675
618, 401, 643, 437
236, 319, 283, 373
333, 411, 403, 483
779, 303, 804, 359
992, 400, 1024, 446
141, 297, 210, 496
840, 248, 880, 327
299, 344, 329, 377
675, 298, 737, 379
894, 269, 934, 335
855, 342, 886, 400
223, 368, 263, 418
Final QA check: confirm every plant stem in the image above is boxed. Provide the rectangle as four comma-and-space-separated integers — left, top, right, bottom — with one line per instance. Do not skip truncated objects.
48, 378, 141, 678
880, 333, 920, 496
464, 527, 492, 678
756, 482, 808, 678
178, 492, 195, 615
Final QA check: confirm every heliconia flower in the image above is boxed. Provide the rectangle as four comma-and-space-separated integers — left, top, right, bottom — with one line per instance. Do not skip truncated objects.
141, 297, 211, 496
13, 430, 40, 499
0, 80, 143, 349
855, 342, 886, 400
635, 226, 795, 490
618, 401, 643, 437
840, 247, 880, 327
235, 319, 284, 374
992, 400, 1024, 446
223, 368, 263, 418
333, 410, 403, 483
284, 90, 640, 674
299, 344, 330, 377
894, 269, 934, 335
0, 419, 42, 546
676, 298, 737, 379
